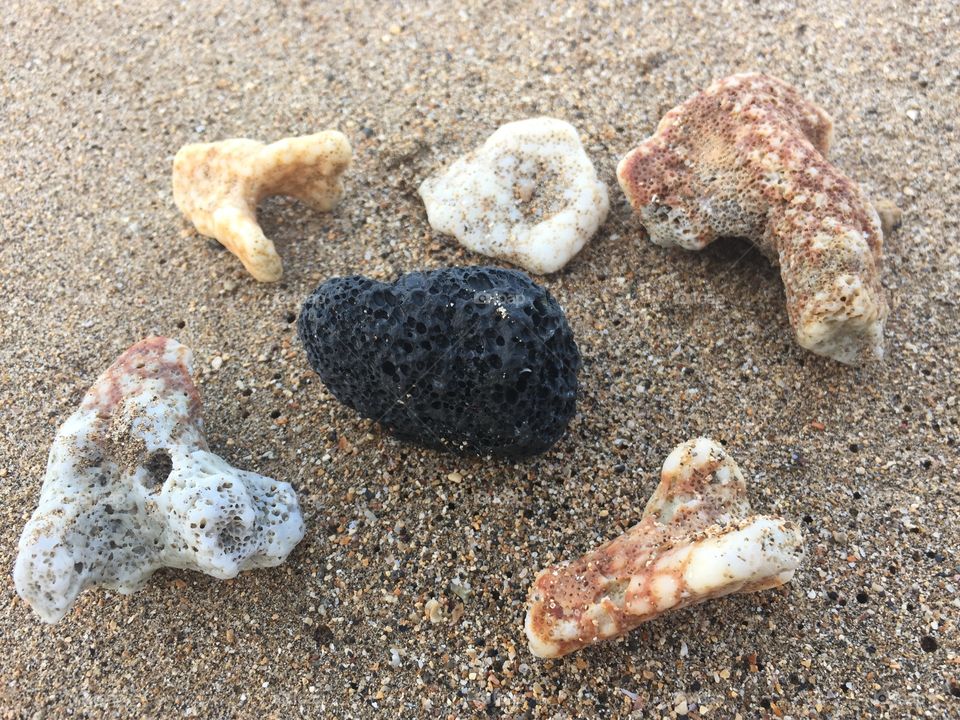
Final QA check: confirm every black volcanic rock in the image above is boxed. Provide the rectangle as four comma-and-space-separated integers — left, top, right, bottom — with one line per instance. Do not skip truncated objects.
297, 267, 581, 458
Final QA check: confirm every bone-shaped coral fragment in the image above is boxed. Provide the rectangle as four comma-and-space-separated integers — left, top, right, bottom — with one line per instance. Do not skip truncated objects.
173, 131, 352, 281
617, 73, 887, 364
419, 117, 609, 274
524, 438, 804, 658
14, 337, 305, 623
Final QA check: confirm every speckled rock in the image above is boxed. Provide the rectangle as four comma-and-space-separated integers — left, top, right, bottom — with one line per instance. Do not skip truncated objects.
297, 267, 580, 457
419, 117, 609, 274
525, 438, 805, 658
14, 337, 305, 623
617, 73, 888, 365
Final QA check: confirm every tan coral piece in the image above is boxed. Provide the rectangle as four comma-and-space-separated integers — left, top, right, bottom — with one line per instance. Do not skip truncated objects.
524, 438, 804, 658
172, 131, 352, 281
617, 73, 888, 364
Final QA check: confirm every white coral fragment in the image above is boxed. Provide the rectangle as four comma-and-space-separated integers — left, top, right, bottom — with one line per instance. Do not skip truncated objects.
524, 438, 804, 658
173, 131, 352, 281
14, 337, 305, 623
419, 117, 609, 274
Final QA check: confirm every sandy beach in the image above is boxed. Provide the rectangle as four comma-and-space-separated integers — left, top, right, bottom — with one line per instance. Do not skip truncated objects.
1, 1, 957, 717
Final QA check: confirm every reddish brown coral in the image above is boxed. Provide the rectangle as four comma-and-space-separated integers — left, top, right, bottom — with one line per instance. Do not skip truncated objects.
524, 438, 804, 658
617, 73, 887, 364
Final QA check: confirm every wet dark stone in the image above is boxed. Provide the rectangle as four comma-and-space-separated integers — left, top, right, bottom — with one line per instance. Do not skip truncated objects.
298, 267, 580, 458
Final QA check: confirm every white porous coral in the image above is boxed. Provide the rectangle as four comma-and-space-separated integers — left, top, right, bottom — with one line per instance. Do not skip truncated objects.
617, 73, 888, 365
14, 337, 305, 623
524, 438, 804, 658
419, 117, 609, 274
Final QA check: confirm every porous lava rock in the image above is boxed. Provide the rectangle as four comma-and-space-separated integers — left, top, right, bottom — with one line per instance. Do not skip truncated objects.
298, 267, 580, 457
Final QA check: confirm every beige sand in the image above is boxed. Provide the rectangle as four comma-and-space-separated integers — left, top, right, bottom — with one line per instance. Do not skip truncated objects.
1, 1, 957, 717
